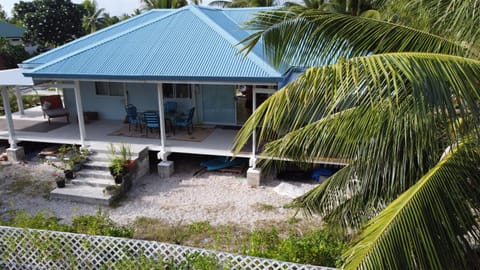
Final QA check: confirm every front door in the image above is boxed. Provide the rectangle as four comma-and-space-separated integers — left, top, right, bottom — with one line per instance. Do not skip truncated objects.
200, 85, 235, 125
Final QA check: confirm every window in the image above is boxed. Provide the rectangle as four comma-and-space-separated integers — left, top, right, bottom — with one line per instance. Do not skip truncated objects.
163, 83, 191, 99
95, 82, 124, 96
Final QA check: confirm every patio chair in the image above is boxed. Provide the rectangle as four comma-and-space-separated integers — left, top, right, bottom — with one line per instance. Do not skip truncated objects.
39, 95, 69, 125
175, 107, 195, 135
143, 111, 160, 137
125, 104, 142, 132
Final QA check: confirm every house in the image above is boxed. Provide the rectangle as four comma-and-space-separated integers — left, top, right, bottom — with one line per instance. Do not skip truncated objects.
0, 21, 25, 47
2, 6, 304, 185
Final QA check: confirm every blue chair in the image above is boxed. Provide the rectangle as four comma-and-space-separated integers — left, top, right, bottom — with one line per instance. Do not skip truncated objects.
143, 111, 160, 137
164, 102, 177, 114
175, 107, 195, 134
125, 104, 141, 132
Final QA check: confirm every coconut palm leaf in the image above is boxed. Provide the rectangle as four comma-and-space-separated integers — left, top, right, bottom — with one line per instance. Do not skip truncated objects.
343, 142, 480, 269
240, 9, 466, 68
234, 52, 480, 227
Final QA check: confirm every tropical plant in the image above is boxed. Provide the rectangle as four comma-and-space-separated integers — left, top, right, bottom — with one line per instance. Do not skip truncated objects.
81, 0, 106, 33
140, 0, 188, 10
234, 0, 480, 268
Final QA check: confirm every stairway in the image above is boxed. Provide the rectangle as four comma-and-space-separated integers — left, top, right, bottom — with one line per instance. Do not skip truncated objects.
50, 145, 145, 206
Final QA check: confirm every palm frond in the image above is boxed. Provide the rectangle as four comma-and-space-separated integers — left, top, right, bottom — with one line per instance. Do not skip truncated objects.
239, 9, 467, 68
343, 142, 480, 269
233, 52, 480, 226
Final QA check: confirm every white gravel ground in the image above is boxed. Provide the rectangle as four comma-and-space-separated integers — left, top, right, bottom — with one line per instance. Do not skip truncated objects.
0, 158, 318, 227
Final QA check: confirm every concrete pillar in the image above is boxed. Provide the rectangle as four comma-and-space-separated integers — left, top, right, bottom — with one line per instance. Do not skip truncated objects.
247, 167, 263, 187
7, 147, 24, 162
157, 83, 166, 153
158, 160, 174, 178
1, 87, 17, 148
74, 81, 86, 146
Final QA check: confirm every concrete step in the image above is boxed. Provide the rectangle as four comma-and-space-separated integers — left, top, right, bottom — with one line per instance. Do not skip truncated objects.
83, 160, 110, 171
71, 177, 115, 187
76, 169, 113, 180
86, 152, 110, 162
50, 184, 113, 206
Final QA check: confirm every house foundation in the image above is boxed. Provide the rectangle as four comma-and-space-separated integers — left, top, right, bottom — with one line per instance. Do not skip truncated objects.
247, 167, 263, 187
7, 146, 24, 162
158, 160, 174, 178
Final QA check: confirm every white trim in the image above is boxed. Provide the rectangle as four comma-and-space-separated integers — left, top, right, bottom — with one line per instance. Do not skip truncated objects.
30, 77, 278, 86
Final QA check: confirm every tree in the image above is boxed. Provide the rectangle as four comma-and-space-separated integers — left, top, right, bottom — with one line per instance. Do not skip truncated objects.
0, 4, 7, 20
140, 0, 188, 10
82, 0, 106, 33
235, 0, 480, 268
13, 0, 84, 47
0, 38, 30, 69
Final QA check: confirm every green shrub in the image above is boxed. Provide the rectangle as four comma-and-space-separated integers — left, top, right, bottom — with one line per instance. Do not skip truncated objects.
2, 209, 70, 232
1, 208, 133, 238
242, 227, 280, 258
243, 227, 346, 267
70, 208, 134, 238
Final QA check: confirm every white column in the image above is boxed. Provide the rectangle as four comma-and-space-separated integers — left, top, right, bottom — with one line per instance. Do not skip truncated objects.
157, 83, 166, 154
74, 81, 86, 146
1, 87, 16, 147
14, 87, 24, 115
251, 89, 257, 169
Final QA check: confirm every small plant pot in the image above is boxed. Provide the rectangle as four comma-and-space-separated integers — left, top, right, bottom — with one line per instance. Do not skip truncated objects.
56, 179, 66, 188
64, 170, 74, 179
114, 175, 124, 184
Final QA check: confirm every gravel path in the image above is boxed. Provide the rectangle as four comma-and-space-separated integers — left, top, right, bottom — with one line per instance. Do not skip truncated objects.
0, 158, 318, 227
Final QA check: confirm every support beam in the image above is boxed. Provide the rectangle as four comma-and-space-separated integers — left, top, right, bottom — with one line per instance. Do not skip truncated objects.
157, 83, 167, 157
251, 88, 257, 169
74, 81, 86, 146
15, 87, 24, 115
1, 87, 17, 148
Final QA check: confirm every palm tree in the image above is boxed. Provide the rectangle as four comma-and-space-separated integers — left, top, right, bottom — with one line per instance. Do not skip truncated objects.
234, 0, 480, 268
140, 0, 188, 10
82, 0, 106, 33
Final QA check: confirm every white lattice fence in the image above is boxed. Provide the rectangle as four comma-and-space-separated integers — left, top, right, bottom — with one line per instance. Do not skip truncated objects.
0, 226, 334, 270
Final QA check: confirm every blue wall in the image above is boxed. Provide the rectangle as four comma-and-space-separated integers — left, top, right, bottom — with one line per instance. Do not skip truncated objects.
64, 81, 196, 121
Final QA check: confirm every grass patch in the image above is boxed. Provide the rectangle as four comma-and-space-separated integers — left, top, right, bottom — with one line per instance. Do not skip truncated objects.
133, 216, 346, 267
253, 202, 277, 212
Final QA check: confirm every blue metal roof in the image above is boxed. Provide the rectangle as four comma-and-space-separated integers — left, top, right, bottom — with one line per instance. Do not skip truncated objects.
23, 6, 284, 83
0, 21, 25, 38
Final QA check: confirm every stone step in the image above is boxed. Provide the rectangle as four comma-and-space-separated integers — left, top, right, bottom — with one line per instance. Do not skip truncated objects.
71, 177, 115, 187
50, 184, 113, 206
76, 169, 113, 180
83, 160, 110, 171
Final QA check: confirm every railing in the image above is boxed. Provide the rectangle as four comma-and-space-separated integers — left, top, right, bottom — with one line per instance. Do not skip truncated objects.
0, 226, 334, 270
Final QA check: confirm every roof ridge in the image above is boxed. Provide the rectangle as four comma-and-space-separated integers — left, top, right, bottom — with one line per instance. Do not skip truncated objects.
190, 6, 280, 77
26, 8, 188, 74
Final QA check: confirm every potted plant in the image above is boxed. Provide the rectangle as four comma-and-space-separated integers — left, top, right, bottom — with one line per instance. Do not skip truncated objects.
108, 143, 132, 184
55, 175, 66, 188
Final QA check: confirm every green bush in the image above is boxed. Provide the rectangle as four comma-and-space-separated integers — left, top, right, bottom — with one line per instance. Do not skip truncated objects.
0, 91, 40, 115
2, 209, 70, 232
243, 227, 346, 267
70, 209, 134, 238
1, 208, 133, 238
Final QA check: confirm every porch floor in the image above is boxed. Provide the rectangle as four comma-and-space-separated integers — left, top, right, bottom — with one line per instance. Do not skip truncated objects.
0, 107, 252, 158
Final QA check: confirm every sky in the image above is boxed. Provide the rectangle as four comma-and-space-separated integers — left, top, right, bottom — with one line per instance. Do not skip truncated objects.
2, 0, 143, 17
